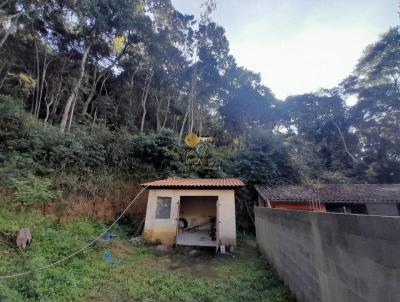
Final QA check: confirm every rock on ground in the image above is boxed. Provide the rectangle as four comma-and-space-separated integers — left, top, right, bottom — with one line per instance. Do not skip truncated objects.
16, 228, 32, 250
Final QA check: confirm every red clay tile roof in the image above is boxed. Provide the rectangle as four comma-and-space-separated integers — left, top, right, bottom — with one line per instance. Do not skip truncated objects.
141, 178, 245, 188
255, 184, 400, 204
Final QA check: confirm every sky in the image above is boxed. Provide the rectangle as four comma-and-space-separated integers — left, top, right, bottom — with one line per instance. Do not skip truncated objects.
171, 0, 399, 103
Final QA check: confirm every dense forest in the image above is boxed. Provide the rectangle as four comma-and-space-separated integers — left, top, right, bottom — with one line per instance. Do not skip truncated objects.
0, 0, 399, 228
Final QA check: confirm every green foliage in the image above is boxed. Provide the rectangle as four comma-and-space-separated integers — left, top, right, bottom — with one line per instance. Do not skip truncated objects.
0, 204, 105, 301
221, 130, 299, 229
0, 95, 27, 143
0, 204, 294, 302
0, 96, 228, 197
0, 92, 353, 228
223, 129, 299, 187
1, 0, 399, 195
219, 68, 277, 137
0, 7, 397, 298
0, 3, 399, 238
341, 26, 400, 183
11, 174, 59, 208
279, 91, 359, 181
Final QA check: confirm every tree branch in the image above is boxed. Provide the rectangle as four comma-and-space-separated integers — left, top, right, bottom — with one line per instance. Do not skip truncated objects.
332, 121, 359, 163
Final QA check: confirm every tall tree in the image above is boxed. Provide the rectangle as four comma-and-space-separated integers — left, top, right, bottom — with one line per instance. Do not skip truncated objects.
342, 27, 400, 182
219, 66, 276, 147
54, 0, 146, 132
279, 91, 359, 181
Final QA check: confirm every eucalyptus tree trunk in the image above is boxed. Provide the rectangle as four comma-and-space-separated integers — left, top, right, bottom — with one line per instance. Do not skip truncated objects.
80, 44, 130, 118
81, 69, 111, 118
198, 104, 204, 136
0, 61, 7, 89
140, 72, 153, 132
35, 50, 51, 120
179, 102, 190, 141
50, 81, 65, 125
67, 96, 77, 132
332, 121, 359, 163
81, 69, 98, 118
188, 68, 197, 133
42, 79, 50, 124
44, 77, 63, 124
172, 114, 176, 132
44, 94, 53, 125
154, 93, 161, 131
0, 66, 8, 89
60, 43, 91, 132
31, 41, 40, 114
162, 97, 170, 129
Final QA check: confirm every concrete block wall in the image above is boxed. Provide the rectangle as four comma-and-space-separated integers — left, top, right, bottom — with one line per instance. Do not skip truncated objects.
254, 207, 400, 302
366, 203, 399, 216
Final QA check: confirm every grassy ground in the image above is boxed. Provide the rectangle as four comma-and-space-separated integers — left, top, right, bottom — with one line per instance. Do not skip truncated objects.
0, 203, 295, 302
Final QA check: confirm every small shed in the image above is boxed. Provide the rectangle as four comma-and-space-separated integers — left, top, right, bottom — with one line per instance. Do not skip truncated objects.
141, 178, 244, 248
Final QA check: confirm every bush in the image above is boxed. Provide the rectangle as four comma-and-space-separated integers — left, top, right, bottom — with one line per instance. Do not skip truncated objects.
11, 174, 59, 208
0, 95, 27, 142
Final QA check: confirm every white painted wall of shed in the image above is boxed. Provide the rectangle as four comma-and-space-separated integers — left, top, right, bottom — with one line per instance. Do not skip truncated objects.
143, 189, 236, 246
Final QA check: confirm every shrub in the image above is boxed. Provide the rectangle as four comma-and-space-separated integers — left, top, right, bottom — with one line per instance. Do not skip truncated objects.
11, 174, 59, 208
0, 95, 27, 143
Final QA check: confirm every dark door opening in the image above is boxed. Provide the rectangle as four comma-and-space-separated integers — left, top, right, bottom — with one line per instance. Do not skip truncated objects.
176, 196, 217, 247
325, 203, 368, 214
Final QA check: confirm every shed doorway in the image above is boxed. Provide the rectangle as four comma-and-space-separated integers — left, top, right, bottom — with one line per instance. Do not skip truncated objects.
176, 196, 218, 247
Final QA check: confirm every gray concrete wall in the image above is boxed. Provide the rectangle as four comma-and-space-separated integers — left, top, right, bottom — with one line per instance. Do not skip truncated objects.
255, 207, 400, 302
366, 203, 399, 216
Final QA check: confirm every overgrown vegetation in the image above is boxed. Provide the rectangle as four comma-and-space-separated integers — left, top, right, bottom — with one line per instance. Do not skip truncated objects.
0, 0, 398, 186
0, 200, 105, 301
0, 0, 399, 229
0, 95, 298, 228
0, 201, 294, 302
0, 1, 398, 300
11, 174, 59, 209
